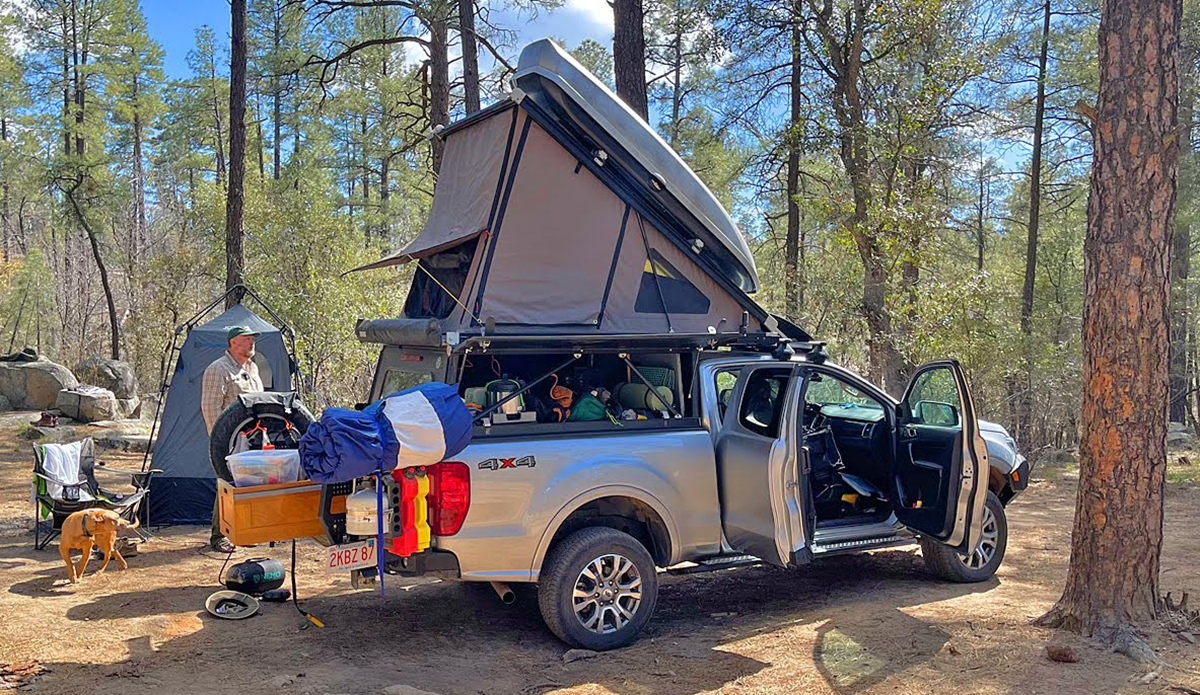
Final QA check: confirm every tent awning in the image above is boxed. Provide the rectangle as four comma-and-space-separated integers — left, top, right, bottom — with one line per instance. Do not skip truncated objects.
347, 228, 485, 273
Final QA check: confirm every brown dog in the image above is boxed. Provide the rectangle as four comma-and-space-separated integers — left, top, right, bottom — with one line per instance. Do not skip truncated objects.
59, 509, 138, 583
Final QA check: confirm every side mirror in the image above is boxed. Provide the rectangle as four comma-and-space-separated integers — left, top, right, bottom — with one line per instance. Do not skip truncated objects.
915, 400, 958, 426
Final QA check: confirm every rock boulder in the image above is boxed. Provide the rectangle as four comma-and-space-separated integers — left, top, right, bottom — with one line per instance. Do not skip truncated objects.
74, 357, 139, 400
0, 359, 78, 410
1168, 421, 1198, 450
55, 387, 119, 423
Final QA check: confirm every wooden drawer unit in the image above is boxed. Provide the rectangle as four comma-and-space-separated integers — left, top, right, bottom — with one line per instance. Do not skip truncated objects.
218, 479, 346, 546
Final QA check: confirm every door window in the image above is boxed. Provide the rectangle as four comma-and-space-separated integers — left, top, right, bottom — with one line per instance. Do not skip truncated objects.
737, 368, 791, 438
714, 369, 738, 421
905, 368, 962, 429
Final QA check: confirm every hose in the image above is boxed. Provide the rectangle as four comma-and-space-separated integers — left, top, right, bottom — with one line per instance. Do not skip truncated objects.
291, 539, 324, 628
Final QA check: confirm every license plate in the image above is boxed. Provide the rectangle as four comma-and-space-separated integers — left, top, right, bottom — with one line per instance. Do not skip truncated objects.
326, 539, 377, 572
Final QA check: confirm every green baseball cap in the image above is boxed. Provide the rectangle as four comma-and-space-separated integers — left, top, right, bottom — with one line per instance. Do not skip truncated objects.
226, 325, 261, 342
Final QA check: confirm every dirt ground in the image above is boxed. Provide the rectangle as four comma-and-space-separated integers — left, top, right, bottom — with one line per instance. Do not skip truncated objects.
3, 414, 1200, 695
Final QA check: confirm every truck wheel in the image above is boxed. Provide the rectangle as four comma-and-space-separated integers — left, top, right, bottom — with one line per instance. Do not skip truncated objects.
920, 490, 1007, 583
537, 527, 658, 650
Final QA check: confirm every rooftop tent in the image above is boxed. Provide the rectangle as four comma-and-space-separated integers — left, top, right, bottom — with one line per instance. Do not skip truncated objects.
148, 303, 293, 524
354, 39, 807, 341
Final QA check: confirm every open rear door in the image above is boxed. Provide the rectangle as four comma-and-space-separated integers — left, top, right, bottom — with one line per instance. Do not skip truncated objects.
893, 360, 988, 552
713, 365, 808, 567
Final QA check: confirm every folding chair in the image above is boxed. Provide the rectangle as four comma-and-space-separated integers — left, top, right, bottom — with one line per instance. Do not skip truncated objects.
31, 438, 159, 550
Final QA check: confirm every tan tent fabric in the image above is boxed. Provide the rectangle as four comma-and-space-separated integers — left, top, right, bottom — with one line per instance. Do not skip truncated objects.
601, 212, 746, 334
476, 117, 628, 326
349, 105, 516, 273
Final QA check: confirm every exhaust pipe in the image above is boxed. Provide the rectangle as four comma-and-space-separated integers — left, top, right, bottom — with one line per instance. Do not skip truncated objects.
490, 581, 516, 605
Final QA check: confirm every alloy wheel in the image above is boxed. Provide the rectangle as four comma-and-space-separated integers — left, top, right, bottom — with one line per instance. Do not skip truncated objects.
959, 505, 999, 570
572, 553, 643, 634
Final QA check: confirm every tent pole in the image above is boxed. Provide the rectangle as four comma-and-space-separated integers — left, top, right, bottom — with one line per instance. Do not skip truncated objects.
621, 356, 682, 419
635, 213, 674, 333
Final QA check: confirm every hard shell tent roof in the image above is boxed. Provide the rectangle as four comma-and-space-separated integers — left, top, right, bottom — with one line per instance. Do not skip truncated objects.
148, 304, 293, 524
354, 39, 805, 342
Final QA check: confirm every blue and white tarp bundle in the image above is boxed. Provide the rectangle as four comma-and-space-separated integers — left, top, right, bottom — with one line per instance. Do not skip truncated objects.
299, 382, 473, 484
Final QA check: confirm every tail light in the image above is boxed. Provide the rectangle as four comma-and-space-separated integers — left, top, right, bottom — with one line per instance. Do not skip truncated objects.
428, 462, 470, 536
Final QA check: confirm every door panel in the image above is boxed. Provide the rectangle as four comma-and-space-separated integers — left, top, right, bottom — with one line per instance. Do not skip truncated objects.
713, 365, 806, 567
894, 361, 988, 551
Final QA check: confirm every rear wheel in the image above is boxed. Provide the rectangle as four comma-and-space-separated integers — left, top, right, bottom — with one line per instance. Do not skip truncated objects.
920, 490, 1007, 582
537, 527, 658, 650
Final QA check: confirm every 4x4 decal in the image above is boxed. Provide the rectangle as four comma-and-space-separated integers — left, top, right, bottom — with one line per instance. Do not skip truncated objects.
478, 456, 537, 470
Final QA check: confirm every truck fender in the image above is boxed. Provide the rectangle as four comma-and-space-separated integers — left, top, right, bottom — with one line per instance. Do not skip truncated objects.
530, 485, 680, 580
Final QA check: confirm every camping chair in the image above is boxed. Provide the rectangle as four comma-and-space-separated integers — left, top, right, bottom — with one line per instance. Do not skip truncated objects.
31, 438, 159, 550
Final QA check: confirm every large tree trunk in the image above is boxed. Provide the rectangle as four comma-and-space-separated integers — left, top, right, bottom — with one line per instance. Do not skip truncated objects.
1036, 0, 1178, 657
784, 11, 803, 320
458, 0, 480, 114
1019, 0, 1051, 446
612, 0, 648, 120
427, 1, 450, 173
225, 0, 247, 307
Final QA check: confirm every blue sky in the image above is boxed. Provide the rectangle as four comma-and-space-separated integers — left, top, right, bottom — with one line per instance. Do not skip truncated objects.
140, 0, 616, 80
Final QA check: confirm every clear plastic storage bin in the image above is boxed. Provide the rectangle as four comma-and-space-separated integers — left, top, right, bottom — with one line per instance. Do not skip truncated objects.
226, 450, 302, 487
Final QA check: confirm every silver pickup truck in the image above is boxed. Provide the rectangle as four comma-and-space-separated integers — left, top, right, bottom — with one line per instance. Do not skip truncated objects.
338, 336, 1029, 651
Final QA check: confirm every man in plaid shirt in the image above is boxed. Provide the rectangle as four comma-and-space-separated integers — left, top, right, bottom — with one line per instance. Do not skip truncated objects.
201, 325, 264, 552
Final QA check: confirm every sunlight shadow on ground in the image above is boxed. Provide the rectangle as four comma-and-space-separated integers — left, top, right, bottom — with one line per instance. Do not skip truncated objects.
812, 609, 949, 693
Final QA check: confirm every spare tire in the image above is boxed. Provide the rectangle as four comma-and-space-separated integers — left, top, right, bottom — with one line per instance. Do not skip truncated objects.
209, 394, 315, 480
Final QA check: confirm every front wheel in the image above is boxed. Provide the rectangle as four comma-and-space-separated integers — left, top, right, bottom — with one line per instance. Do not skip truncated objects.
920, 490, 1007, 583
537, 527, 658, 650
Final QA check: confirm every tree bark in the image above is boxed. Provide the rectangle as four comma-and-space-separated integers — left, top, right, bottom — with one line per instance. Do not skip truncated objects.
458, 0, 480, 114
612, 0, 648, 120
427, 1, 450, 173
1019, 0, 1051, 445
784, 9, 803, 320
225, 0, 248, 307
1036, 0, 1178, 656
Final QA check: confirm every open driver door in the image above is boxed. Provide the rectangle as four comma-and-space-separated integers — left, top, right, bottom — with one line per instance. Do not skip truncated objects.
892, 360, 989, 554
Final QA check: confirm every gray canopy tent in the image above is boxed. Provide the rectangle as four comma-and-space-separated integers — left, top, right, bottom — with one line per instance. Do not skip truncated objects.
145, 290, 295, 524
352, 39, 807, 342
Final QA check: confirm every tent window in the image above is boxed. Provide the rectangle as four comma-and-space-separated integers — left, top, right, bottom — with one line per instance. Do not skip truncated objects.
403, 239, 478, 320
634, 249, 710, 315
